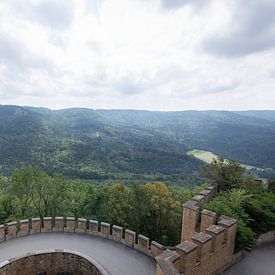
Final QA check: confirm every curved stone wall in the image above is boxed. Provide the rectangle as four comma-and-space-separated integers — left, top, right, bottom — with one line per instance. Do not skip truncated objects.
0, 250, 108, 275
0, 217, 163, 260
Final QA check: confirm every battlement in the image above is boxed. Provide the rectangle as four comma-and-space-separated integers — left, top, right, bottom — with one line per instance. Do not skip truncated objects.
156, 185, 238, 275
0, 216, 164, 260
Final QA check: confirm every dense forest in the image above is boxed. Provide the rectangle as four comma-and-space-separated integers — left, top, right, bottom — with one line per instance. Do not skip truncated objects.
0, 166, 204, 246
1, 105, 275, 185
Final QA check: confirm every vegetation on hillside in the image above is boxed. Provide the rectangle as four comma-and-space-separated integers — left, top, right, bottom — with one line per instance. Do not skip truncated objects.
1, 106, 275, 184
0, 166, 204, 246
203, 157, 275, 252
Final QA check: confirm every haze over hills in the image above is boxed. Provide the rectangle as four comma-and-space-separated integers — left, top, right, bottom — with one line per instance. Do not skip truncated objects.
1, 105, 275, 185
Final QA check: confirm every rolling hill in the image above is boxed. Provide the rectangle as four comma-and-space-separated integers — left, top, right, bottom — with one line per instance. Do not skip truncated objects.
1, 105, 275, 184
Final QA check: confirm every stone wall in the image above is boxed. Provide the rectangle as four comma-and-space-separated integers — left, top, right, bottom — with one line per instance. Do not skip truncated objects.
0, 217, 164, 263
156, 185, 238, 275
0, 250, 107, 275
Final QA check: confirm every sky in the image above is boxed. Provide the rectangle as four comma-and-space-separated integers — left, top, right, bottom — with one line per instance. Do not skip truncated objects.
0, 0, 275, 111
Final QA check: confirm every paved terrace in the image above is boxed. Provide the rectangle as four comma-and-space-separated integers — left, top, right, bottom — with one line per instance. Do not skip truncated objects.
0, 232, 156, 275
223, 242, 275, 275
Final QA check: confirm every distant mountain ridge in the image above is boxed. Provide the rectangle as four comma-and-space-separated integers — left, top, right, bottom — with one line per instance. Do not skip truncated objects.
0, 105, 275, 183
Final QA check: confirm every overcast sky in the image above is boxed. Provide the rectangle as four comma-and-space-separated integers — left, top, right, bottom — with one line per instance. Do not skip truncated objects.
0, 0, 275, 110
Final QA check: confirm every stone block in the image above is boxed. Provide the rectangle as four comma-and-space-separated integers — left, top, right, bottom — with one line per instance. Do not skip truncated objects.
192, 232, 213, 274
88, 220, 98, 235
100, 222, 110, 238
76, 218, 87, 233
54, 217, 64, 232
138, 234, 150, 252
112, 225, 123, 241
42, 217, 52, 232
18, 219, 29, 237
201, 209, 217, 232
176, 240, 198, 274
31, 218, 41, 234
6, 221, 17, 240
124, 229, 136, 247
181, 201, 200, 242
151, 241, 164, 257
0, 224, 5, 241
65, 217, 75, 233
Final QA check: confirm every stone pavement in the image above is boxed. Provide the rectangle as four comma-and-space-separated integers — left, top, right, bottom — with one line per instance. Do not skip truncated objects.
0, 232, 156, 275
223, 242, 275, 275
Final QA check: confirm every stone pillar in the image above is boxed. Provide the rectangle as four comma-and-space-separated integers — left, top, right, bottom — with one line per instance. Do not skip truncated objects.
191, 194, 206, 206
18, 219, 29, 237
42, 217, 52, 232
191, 232, 213, 274
200, 209, 217, 232
77, 218, 87, 233
156, 250, 180, 275
181, 201, 200, 242
6, 221, 17, 240
88, 220, 98, 235
54, 217, 64, 232
31, 218, 41, 234
124, 229, 136, 247
176, 240, 198, 274
206, 185, 217, 200
100, 222, 110, 238
218, 216, 237, 265
0, 224, 4, 241
66, 217, 75, 233
151, 241, 164, 257
198, 189, 212, 203
205, 225, 225, 273
138, 234, 150, 252
112, 225, 123, 241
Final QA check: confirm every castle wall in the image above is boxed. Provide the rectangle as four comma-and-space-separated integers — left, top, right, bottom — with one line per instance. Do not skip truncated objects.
0, 250, 107, 275
157, 185, 238, 275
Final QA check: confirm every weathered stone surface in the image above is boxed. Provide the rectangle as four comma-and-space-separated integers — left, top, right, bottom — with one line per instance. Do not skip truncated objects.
112, 225, 123, 241
18, 220, 29, 237
65, 217, 75, 233
0, 225, 5, 241
54, 217, 64, 232
89, 220, 98, 235
0, 250, 107, 275
6, 222, 17, 240
124, 229, 136, 247
100, 222, 110, 238
31, 218, 41, 234
42, 217, 52, 232
151, 241, 164, 257
138, 234, 149, 252
77, 218, 86, 233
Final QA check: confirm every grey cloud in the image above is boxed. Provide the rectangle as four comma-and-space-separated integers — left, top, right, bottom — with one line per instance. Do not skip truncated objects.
178, 80, 241, 99
7, 0, 74, 31
160, 0, 209, 11
32, 0, 74, 30
0, 32, 53, 73
203, 0, 275, 57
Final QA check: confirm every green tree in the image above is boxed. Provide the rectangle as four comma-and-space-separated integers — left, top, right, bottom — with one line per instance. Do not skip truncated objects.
201, 156, 245, 192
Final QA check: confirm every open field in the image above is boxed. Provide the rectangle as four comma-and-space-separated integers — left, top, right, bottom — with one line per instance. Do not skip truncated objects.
187, 149, 264, 171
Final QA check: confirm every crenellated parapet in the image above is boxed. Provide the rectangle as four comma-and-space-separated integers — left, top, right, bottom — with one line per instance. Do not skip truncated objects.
0, 217, 164, 260
156, 185, 238, 275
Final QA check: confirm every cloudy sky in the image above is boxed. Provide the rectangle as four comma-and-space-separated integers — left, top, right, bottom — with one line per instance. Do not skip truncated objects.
0, 0, 275, 110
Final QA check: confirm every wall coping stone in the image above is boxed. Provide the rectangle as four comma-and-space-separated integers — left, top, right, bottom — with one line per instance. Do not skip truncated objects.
202, 209, 217, 217
7, 222, 17, 226
32, 218, 40, 222
55, 217, 64, 220
67, 217, 75, 221
176, 240, 197, 253
20, 220, 29, 224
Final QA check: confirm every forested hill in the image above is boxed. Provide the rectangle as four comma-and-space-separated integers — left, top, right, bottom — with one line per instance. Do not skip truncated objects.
1, 105, 275, 184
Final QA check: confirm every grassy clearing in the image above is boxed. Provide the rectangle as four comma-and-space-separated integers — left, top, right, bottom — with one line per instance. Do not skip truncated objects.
187, 149, 218, 164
